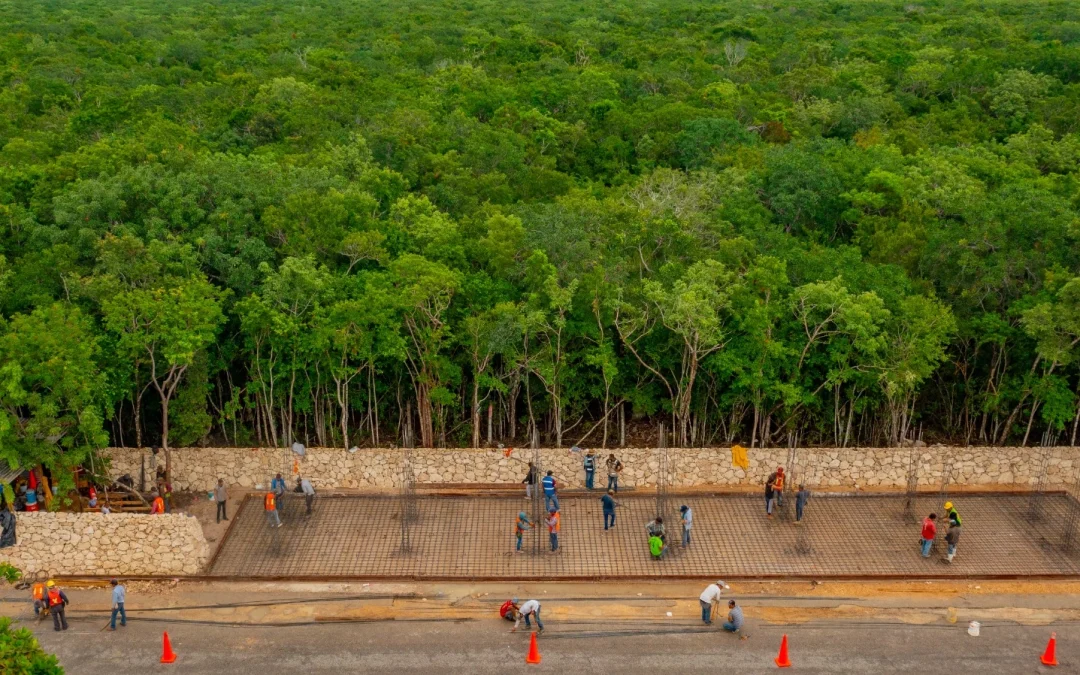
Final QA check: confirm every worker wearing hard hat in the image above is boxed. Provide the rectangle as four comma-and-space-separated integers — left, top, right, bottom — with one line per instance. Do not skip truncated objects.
944, 501, 961, 526
45, 580, 70, 631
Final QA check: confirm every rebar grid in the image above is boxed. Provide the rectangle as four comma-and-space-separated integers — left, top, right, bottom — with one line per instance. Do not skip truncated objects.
1063, 467, 1080, 553
209, 492, 1080, 579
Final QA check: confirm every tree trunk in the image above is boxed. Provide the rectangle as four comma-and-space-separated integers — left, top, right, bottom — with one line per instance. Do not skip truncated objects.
487, 402, 494, 445
161, 396, 172, 485
1022, 400, 1041, 447
619, 401, 626, 447
507, 371, 520, 442
471, 377, 481, 448
417, 383, 433, 448
134, 390, 144, 448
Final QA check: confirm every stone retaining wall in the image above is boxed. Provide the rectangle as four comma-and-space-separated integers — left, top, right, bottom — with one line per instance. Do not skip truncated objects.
0, 513, 208, 578
104, 445, 1080, 492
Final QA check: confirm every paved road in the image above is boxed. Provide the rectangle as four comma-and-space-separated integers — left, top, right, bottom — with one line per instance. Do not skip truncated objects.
24, 611, 1073, 674
10, 581, 1074, 674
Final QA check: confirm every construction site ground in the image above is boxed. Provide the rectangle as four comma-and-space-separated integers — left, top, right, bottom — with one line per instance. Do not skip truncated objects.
4, 579, 1077, 673
206, 491, 1080, 579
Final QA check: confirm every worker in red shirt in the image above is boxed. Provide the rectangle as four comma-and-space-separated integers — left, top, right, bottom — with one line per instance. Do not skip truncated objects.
920, 513, 938, 558
500, 599, 519, 623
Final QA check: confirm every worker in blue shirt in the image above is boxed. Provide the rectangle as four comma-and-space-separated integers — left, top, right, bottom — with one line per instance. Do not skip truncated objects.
541, 471, 559, 512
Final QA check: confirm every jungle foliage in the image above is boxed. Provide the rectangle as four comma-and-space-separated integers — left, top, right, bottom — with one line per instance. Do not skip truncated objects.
2, 0, 1080, 478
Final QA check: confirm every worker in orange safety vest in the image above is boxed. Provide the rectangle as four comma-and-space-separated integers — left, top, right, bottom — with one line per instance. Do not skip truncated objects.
46, 580, 69, 631
265, 491, 282, 528
150, 489, 165, 514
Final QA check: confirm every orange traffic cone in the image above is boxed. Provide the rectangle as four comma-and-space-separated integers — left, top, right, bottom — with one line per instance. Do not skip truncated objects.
160, 631, 177, 664
1041, 632, 1058, 667
774, 634, 791, 668
525, 631, 541, 664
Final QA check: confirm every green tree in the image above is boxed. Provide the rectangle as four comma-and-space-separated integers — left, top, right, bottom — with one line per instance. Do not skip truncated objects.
0, 304, 108, 500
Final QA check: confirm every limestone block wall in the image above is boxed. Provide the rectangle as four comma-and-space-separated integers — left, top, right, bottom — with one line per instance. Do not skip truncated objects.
104, 445, 1080, 492
0, 513, 209, 578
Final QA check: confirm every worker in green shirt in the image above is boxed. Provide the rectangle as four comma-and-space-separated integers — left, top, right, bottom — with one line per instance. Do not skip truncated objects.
649, 533, 666, 560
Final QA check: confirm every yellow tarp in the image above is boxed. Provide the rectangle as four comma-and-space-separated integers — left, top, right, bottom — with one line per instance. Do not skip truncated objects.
731, 444, 748, 470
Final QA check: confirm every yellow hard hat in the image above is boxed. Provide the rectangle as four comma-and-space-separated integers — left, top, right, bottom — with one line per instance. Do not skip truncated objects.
944, 501, 953, 509
46, 580, 56, 587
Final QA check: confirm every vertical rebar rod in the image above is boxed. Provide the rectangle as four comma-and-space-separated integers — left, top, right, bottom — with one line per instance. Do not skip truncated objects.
902, 445, 919, 523
938, 450, 953, 508
1028, 439, 1052, 522
655, 423, 669, 525
531, 444, 543, 555
782, 433, 798, 522
399, 445, 415, 554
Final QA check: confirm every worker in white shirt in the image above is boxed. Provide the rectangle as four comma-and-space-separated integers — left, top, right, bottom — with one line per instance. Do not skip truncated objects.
698, 580, 730, 625
511, 599, 544, 633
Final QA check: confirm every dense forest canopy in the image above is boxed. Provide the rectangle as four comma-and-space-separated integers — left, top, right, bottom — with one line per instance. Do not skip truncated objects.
3, 0, 1080, 485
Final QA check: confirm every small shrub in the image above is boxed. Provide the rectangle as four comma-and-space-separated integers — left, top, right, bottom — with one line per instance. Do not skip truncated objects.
0, 616, 64, 674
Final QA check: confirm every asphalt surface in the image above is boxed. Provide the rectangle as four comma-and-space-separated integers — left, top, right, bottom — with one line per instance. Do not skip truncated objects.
19, 601, 1074, 674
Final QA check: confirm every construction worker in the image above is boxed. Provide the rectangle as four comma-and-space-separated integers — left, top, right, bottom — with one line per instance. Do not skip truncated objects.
649, 532, 666, 559
774, 467, 786, 506
46, 580, 69, 631
722, 599, 745, 636
795, 484, 811, 523
645, 516, 666, 543
944, 519, 962, 563
522, 462, 537, 499
546, 508, 560, 552
764, 472, 777, 518
214, 478, 229, 522
583, 449, 596, 490
920, 513, 938, 558
150, 489, 165, 514
680, 505, 692, 547
109, 578, 127, 630
511, 599, 544, 633
515, 511, 532, 552
698, 580, 729, 624
601, 489, 620, 530
606, 454, 623, 493
500, 598, 520, 622
32, 580, 46, 616
299, 476, 316, 515
265, 490, 282, 528
944, 501, 961, 526
272, 472, 287, 497
542, 471, 559, 512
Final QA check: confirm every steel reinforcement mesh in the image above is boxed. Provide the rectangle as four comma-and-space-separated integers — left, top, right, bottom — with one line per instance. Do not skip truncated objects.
208, 492, 1080, 578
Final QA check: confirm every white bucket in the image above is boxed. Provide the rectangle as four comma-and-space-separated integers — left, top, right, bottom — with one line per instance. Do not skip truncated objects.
968, 621, 980, 637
